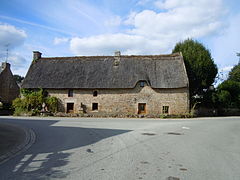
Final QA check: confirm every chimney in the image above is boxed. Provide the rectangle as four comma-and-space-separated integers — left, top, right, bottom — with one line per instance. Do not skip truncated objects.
114, 51, 121, 56
33, 51, 42, 61
1, 62, 10, 71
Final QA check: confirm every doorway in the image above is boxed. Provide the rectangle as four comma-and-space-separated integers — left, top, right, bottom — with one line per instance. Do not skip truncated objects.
67, 103, 74, 113
138, 103, 146, 114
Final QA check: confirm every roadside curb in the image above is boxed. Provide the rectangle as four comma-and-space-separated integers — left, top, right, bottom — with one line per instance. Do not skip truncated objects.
0, 124, 36, 165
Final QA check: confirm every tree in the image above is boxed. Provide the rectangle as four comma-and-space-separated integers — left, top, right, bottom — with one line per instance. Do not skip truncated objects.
215, 61, 240, 109
172, 39, 218, 103
216, 90, 232, 107
216, 80, 240, 108
13, 75, 24, 84
228, 64, 240, 82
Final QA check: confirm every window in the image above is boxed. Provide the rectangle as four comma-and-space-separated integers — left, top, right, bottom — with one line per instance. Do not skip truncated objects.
92, 103, 98, 111
162, 106, 169, 114
140, 81, 145, 87
138, 103, 146, 114
93, 90, 98, 97
67, 103, 74, 113
68, 89, 73, 97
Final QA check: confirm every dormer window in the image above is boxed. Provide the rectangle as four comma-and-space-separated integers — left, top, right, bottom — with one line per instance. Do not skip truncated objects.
140, 81, 145, 87
93, 90, 98, 97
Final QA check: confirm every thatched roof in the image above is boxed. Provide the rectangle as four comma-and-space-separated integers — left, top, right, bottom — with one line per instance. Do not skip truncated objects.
22, 53, 188, 89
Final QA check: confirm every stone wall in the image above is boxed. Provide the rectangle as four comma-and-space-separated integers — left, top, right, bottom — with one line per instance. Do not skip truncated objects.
0, 63, 20, 104
47, 83, 189, 116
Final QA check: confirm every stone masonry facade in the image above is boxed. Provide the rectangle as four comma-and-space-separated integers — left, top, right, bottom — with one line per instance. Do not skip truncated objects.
47, 82, 189, 116
0, 63, 20, 104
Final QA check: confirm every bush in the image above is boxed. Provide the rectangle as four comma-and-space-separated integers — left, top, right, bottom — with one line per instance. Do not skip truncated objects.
12, 98, 28, 116
12, 89, 59, 116
45, 96, 58, 113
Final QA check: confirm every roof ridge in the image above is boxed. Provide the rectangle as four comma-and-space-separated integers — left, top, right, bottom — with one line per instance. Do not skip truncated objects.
39, 52, 181, 60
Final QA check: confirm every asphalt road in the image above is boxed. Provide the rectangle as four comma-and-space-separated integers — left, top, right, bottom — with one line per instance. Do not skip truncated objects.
0, 116, 239, 180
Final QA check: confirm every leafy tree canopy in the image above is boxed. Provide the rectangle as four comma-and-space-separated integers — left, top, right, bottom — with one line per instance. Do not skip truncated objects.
172, 39, 218, 98
215, 80, 240, 108
228, 64, 240, 82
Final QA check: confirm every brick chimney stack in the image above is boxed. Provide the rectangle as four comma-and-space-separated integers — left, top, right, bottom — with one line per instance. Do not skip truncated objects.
1, 62, 10, 71
114, 51, 121, 56
33, 51, 42, 61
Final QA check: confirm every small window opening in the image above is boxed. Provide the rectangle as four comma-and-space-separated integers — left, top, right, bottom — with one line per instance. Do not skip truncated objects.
68, 89, 73, 97
93, 90, 98, 97
140, 81, 145, 87
162, 106, 169, 114
67, 103, 74, 113
92, 103, 98, 111
138, 103, 146, 114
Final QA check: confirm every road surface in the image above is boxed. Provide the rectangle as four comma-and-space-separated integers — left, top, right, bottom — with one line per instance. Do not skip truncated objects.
0, 116, 240, 180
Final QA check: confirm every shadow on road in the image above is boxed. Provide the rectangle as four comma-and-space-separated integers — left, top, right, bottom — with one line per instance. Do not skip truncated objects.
0, 118, 131, 179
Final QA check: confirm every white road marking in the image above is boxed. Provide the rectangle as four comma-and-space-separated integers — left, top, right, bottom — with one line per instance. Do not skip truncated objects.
13, 154, 32, 172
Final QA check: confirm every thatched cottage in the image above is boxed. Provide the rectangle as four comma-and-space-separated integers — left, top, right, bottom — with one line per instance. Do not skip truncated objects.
22, 51, 189, 116
0, 62, 20, 104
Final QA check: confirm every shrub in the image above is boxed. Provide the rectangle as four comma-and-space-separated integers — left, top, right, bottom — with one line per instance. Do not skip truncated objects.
45, 96, 58, 113
12, 89, 59, 116
12, 98, 28, 116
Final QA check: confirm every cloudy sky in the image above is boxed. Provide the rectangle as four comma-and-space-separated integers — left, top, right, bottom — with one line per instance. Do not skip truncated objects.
0, 0, 239, 78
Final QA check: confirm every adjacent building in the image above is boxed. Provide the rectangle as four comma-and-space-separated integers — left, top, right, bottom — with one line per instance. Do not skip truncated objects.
22, 51, 189, 116
0, 62, 20, 104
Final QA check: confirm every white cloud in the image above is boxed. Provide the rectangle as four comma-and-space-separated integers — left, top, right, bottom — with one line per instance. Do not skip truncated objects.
0, 23, 27, 50
130, 0, 226, 38
9, 55, 27, 68
70, 34, 150, 55
53, 37, 69, 45
0, 52, 28, 76
70, 33, 175, 55
220, 66, 233, 72
70, 0, 226, 55
209, 13, 240, 68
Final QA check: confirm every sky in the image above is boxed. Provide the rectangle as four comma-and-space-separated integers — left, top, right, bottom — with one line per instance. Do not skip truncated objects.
0, 0, 240, 81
